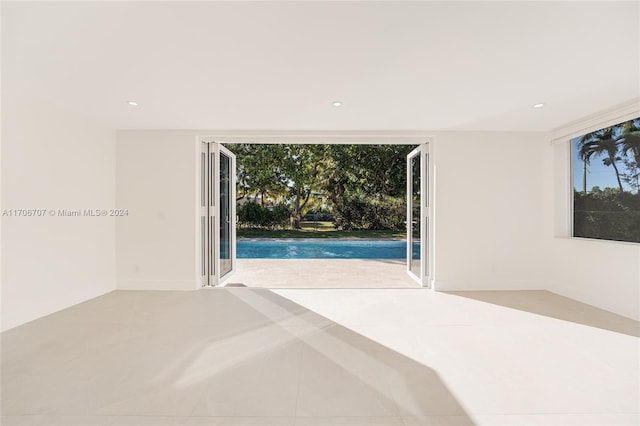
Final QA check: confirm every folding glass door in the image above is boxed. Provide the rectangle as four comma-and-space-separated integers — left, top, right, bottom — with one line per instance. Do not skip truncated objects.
200, 142, 236, 286
406, 143, 431, 287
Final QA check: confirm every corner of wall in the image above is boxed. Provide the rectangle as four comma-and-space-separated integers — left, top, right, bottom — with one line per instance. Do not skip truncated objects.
1, 95, 118, 331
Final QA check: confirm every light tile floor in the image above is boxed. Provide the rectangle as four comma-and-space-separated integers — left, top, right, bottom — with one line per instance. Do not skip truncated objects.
230, 259, 419, 288
1, 289, 638, 426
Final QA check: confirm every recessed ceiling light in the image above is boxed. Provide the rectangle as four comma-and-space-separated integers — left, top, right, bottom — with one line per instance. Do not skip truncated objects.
127, 101, 139, 107
332, 101, 342, 107
533, 103, 544, 108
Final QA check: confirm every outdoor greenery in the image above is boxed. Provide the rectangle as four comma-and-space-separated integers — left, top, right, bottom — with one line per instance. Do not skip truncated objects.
237, 221, 405, 239
574, 118, 640, 243
228, 144, 415, 232
574, 188, 640, 242
237, 202, 291, 230
333, 194, 405, 231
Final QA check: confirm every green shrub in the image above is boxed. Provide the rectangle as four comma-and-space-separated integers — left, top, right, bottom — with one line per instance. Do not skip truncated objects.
270, 204, 292, 229
237, 202, 291, 229
238, 202, 264, 227
574, 190, 640, 242
333, 194, 405, 231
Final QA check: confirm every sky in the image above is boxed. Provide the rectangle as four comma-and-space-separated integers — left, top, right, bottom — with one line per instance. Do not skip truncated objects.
571, 119, 638, 193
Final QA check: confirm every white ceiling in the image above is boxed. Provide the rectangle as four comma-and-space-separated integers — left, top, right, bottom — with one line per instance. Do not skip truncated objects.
3, 1, 639, 131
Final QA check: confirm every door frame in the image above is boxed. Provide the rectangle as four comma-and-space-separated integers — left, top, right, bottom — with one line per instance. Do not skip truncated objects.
195, 133, 435, 289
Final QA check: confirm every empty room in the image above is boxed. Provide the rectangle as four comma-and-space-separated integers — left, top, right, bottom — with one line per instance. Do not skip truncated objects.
2, 1, 639, 426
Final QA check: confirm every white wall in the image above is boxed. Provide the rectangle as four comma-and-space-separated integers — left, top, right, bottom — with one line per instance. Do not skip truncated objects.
431, 132, 547, 291
116, 131, 198, 290
547, 238, 639, 320
1, 94, 116, 331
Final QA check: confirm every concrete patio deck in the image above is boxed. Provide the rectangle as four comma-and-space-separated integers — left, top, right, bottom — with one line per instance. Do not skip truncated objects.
227, 259, 420, 288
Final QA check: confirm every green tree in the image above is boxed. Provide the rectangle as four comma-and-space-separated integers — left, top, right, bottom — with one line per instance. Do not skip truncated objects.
595, 135, 624, 192
280, 145, 329, 229
576, 127, 624, 192
229, 143, 417, 231
229, 144, 287, 204
618, 132, 640, 166
617, 118, 640, 163
324, 145, 414, 199
575, 134, 599, 193
616, 119, 640, 193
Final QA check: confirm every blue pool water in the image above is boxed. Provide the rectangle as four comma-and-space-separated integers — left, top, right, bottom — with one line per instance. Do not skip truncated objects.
237, 239, 418, 259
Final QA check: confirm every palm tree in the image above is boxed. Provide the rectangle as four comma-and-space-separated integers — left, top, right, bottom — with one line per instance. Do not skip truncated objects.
575, 133, 599, 193
585, 125, 625, 191
616, 118, 640, 167
616, 125, 640, 194
618, 132, 640, 165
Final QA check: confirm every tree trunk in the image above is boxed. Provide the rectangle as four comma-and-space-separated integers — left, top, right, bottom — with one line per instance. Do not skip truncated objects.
610, 157, 624, 192
582, 160, 587, 193
291, 188, 302, 229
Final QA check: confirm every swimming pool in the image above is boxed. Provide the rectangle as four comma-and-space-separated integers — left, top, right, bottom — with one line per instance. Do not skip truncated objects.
237, 239, 418, 259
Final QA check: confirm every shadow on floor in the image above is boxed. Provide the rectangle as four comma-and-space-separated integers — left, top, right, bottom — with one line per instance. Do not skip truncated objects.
2, 288, 475, 425
446, 290, 640, 338
230, 288, 475, 422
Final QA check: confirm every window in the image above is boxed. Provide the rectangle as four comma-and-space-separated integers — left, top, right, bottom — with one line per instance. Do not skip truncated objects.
572, 117, 640, 243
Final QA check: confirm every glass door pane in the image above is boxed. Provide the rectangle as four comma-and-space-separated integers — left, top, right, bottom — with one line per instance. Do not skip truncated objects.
219, 151, 232, 277
407, 148, 421, 279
